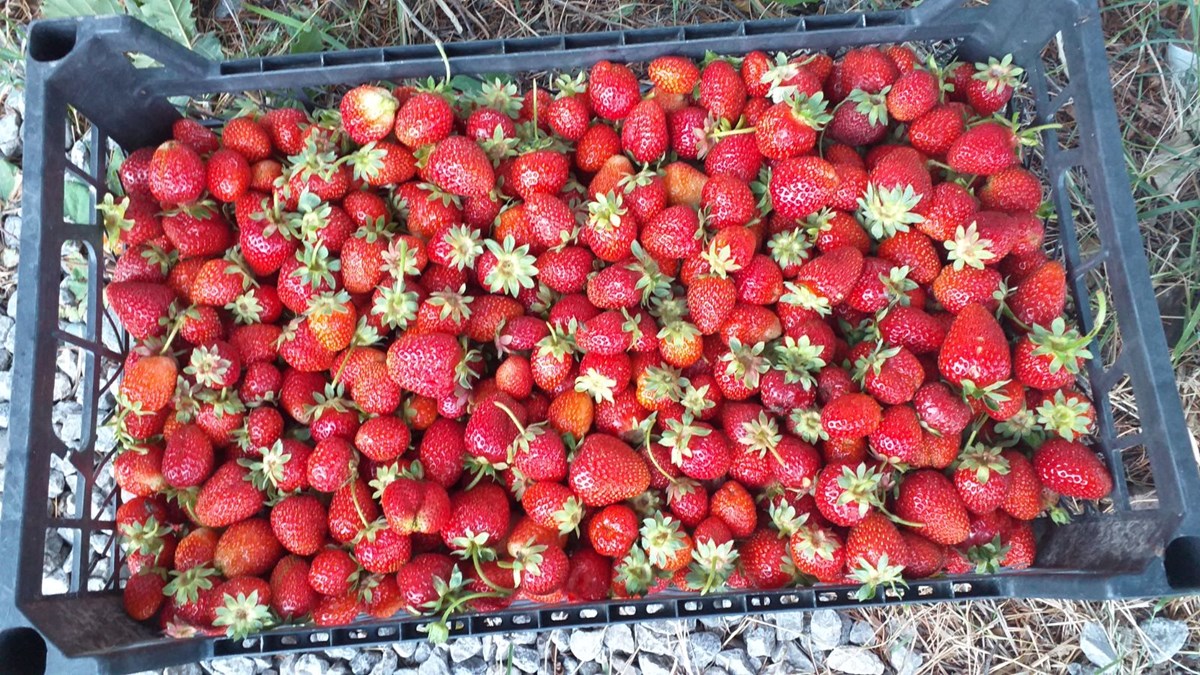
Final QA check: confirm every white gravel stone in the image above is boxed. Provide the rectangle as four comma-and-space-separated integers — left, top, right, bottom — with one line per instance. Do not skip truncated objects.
349, 650, 383, 675
453, 656, 486, 675
393, 641, 417, 660
686, 631, 721, 670
637, 653, 673, 675
770, 611, 807, 635
604, 624, 635, 655
888, 640, 924, 675
53, 372, 73, 401
417, 655, 451, 675
366, 649, 398, 675
293, 654, 335, 675
510, 645, 540, 673
810, 610, 844, 651
848, 621, 874, 646
448, 636, 482, 663
744, 622, 776, 658
1079, 622, 1119, 668
53, 401, 84, 445
42, 568, 69, 595
1139, 617, 1188, 665
715, 648, 759, 675
207, 658, 255, 675
0, 370, 11, 401
324, 647, 358, 661
779, 642, 815, 673
569, 628, 605, 662
634, 624, 673, 655
0, 111, 19, 159
826, 646, 884, 675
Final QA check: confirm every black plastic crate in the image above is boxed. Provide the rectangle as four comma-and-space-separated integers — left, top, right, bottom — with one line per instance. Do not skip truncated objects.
2, 0, 1198, 672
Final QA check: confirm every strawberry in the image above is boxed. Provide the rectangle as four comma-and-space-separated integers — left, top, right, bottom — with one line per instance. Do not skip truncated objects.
738, 528, 791, 590
709, 481, 757, 538
622, 99, 669, 163
845, 512, 908, 600
394, 92, 455, 148
261, 107, 309, 155
340, 84, 399, 144
588, 61, 641, 120
114, 445, 166, 497
755, 93, 831, 160
442, 482, 511, 552
223, 117, 273, 162
894, 469, 971, 544
938, 303, 1011, 388
827, 89, 889, 146
954, 444, 1012, 514
162, 423, 214, 488
396, 553, 456, 613
913, 381, 972, 435
309, 547, 359, 596
270, 555, 316, 620
328, 479, 378, 544
699, 60, 747, 123
385, 332, 463, 399
106, 281, 176, 341
521, 482, 584, 535
946, 121, 1020, 175
769, 156, 837, 220
193, 461, 265, 528
900, 532, 945, 579
121, 355, 178, 413
426, 136, 495, 198
312, 592, 360, 627
206, 149, 251, 203
119, 147, 155, 198
1033, 439, 1113, 500
162, 208, 235, 260
649, 56, 701, 94
588, 504, 639, 558
269, 494, 328, 556
886, 68, 938, 122
641, 205, 703, 261
354, 520, 413, 574
1009, 260, 1066, 329
124, 568, 167, 621
814, 461, 882, 527
822, 392, 882, 439
790, 525, 847, 583
149, 141, 205, 205
568, 434, 650, 506
213, 517, 283, 578
966, 54, 1023, 115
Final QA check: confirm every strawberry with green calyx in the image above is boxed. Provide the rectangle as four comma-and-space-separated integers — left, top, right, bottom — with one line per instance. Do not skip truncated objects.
767, 227, 814, 278
614, 546, 669, 597
372, 282, 420, 332
953, 444, 1012, 514
814, 461, 885, 527
857, 183, 925, 241
1034, 389, 1095, 441
421, 565, 511, 644
755, 91, 833, 160
1014, 292, 1106, 391
212, 586, 274, 641
827, 88, 890, 146
685, 538, 739, 595
787, 407, 828, 445
845, 512, 909, 601
163, 563, 220, 625
716, 338, 771, 401
946, 115, 1059, 176
639, 512, 688, 570
939, 303, 1011, 389
477, 236, 538, 297
966, 54, 1023, 116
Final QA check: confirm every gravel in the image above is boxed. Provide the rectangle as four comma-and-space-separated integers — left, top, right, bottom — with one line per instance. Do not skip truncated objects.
826, 646, 885, 675
1139, 617, 1188, 664
1079, 622, 1121, 668
810, 609, 846, 651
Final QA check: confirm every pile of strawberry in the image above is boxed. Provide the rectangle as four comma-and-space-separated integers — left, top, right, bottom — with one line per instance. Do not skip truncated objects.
103, 43, 1115, 642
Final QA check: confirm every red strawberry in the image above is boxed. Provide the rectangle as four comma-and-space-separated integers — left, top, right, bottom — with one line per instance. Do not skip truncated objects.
894, 470, 970, 545
426, 136, 495, 198
822, 392, 882, 439
966, 54, 1023, 115
946, 121, 1020, 175
106, 281, 176, 340
699, 60, 747, 123
954, 444, 1012, 514
206, 149, 250, 203
270, 555, 316, 620
755, 93, 831, 160
568, 434, 650, 506
213, 518, 283, 578
886, 68, 938, 122
121, 355, 178, 413
907, 103, 966, 157
938, 303, 1011, 388
642, 205, 703, 261
589, 61, 641, 120
900, 532, 945, 579
309, 547, 359, 596
386, 332, 462, 399
396, 553, 456, 613
193, 461, 265, 528
394, 92, 455, 148
442, 482, 511, 551
270, 494, 328, 556
814, 461, 882, 527
1010, 260, 1066, 329
622, 99, 668, 163
162, 423, 214, 488
1033, 439, 1113, 500
588, 504, 639, 558
223, 117, 273, 162
124, 568, 167, 621
844, 512, 908, 599
769, 156, 837, 219
149, 141, 205, 205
